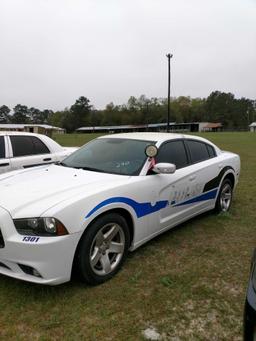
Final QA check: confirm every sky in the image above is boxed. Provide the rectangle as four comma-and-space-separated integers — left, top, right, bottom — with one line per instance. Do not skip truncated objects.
0, 0, 255, 111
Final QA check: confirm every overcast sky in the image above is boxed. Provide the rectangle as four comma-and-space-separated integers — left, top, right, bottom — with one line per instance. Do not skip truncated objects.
0, 0, 255, 111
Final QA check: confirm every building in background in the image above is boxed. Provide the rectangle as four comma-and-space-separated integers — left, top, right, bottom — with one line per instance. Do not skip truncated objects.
249, 122, 256, 132
0, 124, 65, 137
76, 122, 222, 134
201, 123, 222, 132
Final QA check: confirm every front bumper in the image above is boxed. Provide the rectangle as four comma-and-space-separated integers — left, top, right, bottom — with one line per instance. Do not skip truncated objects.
0, 206, 81, 285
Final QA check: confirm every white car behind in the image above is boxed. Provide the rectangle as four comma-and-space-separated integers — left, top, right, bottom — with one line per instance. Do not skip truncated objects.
0, 131, 77, 174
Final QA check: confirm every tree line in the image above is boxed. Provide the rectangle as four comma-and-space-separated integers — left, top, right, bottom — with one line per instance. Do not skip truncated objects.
0, 91, 255, 132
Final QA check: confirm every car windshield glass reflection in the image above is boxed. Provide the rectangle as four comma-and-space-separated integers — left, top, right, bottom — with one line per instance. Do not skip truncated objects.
61, 138, 155, 175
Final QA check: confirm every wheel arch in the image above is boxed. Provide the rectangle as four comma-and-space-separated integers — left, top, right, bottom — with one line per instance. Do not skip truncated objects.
222, 172, 235, 188
215, 170, 235, 201
102, 207, 135, 247
84, 208, 134, 247
72, 207, 135, 273
214, 170, 235, 213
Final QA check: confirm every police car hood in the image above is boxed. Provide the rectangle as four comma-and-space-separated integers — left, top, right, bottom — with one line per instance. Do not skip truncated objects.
0, 165, 130, 218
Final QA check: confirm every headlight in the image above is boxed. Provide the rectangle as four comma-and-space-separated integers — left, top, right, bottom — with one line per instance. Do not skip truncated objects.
14, 217, 69, 236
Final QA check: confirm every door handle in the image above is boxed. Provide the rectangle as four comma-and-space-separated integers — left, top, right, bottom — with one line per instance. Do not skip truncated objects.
189, 175, 196, 181
0, 163, 10, 167
43, 158, 52, 161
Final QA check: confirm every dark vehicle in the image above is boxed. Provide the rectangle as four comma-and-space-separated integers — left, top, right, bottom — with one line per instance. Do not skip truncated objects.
244, 249, 256, 340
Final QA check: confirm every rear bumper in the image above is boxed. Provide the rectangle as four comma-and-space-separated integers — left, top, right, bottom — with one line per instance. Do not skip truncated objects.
0, 207, 82, 285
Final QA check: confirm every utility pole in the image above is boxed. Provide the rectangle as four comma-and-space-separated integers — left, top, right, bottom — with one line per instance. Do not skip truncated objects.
166, 53, 173, 132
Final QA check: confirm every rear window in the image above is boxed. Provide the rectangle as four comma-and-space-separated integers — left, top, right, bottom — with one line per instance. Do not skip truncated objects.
10, 136, 50, 157
31, 136, 50, 154
207, 144, 216, 158
186, 140, 210, 163
0, 136, 5, 158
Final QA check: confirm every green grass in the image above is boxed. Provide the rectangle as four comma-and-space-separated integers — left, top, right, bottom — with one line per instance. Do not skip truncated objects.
52, 133, 103, 147
0, 132, 255, 340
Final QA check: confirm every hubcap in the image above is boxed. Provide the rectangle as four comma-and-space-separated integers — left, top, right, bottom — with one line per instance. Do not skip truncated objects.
89, 223, 125, 275
220, 184, 232, 212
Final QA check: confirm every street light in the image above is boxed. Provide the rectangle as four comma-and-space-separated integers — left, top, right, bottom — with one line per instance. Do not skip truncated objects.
166, 53, 173, 132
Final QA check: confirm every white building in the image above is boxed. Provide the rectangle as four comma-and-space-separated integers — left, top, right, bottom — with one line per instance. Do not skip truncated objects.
249, 122, 256, 132
0, 124, 65, 136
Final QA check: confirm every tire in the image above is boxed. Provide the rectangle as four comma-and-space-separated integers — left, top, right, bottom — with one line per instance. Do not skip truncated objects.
215, 178, 233, 213
76, 213, 130, 285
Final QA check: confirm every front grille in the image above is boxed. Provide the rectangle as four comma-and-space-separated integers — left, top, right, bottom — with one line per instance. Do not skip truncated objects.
0, 229, 5, 248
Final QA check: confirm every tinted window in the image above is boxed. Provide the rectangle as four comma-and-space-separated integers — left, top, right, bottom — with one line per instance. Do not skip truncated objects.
156, 140, 188, 169
0, 136, 5, 159
207, 144, 216, 158
186, 140, 209, 163
10, 136, 50, 157
31, 136, 50, 154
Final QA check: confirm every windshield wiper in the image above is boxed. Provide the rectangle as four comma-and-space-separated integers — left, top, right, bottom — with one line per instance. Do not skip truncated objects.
56, 163, 106, 173
55, 161, 68, 167
80, 166, 105, 173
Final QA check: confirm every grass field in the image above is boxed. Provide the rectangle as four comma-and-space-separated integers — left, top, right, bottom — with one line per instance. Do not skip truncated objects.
52, 133, 103, 147
0, 132, 255, 340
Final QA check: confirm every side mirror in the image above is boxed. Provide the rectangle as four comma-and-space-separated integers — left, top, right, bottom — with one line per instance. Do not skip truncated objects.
152, 163, 176, 174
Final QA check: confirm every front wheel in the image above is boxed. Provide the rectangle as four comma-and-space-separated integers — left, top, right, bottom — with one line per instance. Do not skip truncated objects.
76, 213, 130, 285
215, 178, 233, 213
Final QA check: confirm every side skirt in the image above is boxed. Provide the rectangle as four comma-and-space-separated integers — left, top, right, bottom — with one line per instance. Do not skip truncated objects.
129, 203, 215, 251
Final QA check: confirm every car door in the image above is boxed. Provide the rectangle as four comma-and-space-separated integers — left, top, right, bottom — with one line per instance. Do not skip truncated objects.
0, 136, 11, 174
183, 138, 220, 212
146, 139, 194, 234
147, 139, 219, 235
9, 135, 55, 170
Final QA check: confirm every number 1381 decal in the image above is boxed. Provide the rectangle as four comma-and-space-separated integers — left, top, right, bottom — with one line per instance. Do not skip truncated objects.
22, 236, 40, 243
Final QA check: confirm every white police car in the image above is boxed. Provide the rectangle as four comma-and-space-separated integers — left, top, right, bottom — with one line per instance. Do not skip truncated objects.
0, 133, 240, 285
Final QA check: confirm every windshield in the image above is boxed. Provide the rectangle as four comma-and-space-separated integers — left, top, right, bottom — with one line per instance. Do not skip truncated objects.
61, 138, 155, 175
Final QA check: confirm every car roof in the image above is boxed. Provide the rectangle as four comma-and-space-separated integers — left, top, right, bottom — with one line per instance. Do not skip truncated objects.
0, 131, 45, 137
0, 130, 36, 135
98, 132, 213, 144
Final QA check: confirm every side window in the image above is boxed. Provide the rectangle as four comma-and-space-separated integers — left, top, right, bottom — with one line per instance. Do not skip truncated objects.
10, 136, 50, 157
206, 144, 216, 158
156, 140, 188, 169
10, 136, 34, 157
0, 136, 5, 159
186, 140, 210, 163
31, 137, 50, 154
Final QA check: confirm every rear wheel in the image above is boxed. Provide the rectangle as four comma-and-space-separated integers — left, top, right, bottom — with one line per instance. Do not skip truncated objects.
215, 178, 233, 213
76, 213, 130, 285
